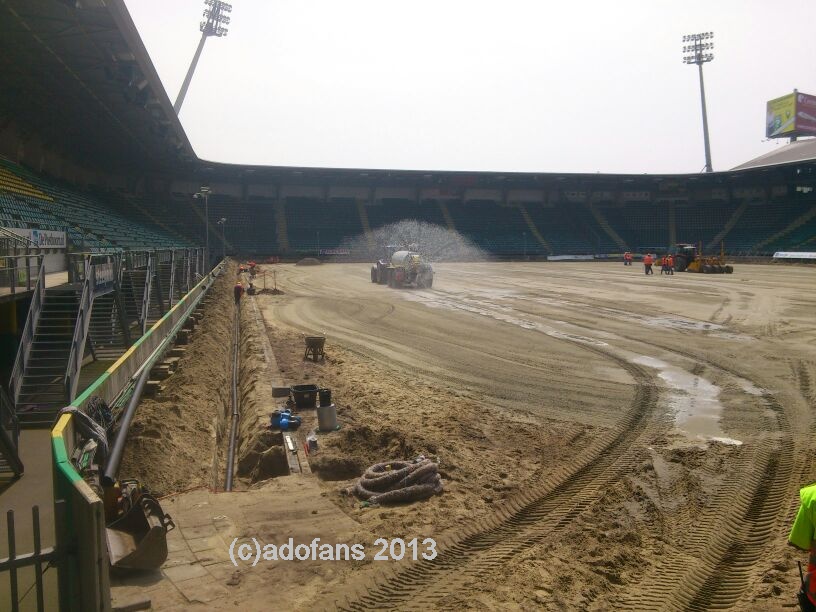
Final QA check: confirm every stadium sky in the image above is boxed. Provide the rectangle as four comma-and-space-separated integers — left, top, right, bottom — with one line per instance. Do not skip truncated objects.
124, 0, 816, 175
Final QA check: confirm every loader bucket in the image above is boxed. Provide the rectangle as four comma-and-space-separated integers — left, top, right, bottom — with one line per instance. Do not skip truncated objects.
106, 493, 175, 570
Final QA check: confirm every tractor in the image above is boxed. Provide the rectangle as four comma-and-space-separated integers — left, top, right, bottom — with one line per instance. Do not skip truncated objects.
371, 245, 434, 288
669, 243, 733, 274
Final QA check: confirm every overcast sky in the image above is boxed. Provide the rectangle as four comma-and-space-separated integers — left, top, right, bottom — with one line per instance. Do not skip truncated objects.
124, 0, 816, 175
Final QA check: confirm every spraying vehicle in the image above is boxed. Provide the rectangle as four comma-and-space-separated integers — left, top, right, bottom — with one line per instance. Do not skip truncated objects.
669, 243, 733, 273
371, 245, 434, 288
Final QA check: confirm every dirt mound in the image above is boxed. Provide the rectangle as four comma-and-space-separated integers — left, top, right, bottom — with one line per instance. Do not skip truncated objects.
119, 263, 236, 496
258, 315, 583, 538
311, 425, 428, 480
296, 257, 321, 266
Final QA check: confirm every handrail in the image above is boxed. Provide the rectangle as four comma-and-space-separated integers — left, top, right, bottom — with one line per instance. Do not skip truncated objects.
0, 226, 40, 250
9, 255, 45, 404
112, 254, 131, 346
139, 254, 154, 335
65, 259, 94, 403
167, 250, 176, 307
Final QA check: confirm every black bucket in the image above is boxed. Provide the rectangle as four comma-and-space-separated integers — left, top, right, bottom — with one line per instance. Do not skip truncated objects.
319, 388, 332, 407
291, 384, 318, 409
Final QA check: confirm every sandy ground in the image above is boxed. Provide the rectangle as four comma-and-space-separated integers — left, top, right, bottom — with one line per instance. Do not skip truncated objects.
120, 260, 816, 611
254, 261, 816, 611
119, 263, 236, 495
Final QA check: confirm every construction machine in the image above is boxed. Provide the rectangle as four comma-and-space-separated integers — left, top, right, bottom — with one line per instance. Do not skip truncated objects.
371, 245, 434, 288
70, 402, 175, 572
669, 243, 733, 274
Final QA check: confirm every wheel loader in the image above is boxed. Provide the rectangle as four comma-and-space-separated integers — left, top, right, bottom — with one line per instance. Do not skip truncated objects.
669, 243, 733, 274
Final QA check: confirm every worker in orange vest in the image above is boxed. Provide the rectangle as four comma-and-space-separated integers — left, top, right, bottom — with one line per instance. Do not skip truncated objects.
623, 251, 633, 266
660, 255, 668, 275
643, 253, 654, 275
667, 254, 675, 275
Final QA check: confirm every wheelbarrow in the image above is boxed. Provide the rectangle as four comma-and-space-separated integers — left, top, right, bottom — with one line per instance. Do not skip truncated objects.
304, 336, 326, 362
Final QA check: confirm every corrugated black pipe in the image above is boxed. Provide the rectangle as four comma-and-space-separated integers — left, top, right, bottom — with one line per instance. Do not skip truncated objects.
102, 365, 151, 487
224, 308, 240, 491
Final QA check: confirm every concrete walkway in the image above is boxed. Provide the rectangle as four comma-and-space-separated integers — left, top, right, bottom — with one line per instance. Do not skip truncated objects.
0, 270, 70, 299
0, 430, 58, 611
110, 478, 363, 611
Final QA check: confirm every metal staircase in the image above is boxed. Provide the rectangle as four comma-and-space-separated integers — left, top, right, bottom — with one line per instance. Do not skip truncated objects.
15, 287, 79, 426
9, 248, 204, 428
87, 293, 130, 360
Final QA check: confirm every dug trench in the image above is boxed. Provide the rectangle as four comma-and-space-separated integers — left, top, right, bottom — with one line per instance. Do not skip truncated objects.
119, 264, 291, 495
119, 262, 237, 495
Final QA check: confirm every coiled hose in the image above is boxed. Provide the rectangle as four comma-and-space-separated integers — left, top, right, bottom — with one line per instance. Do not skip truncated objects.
354, 458, 443, 504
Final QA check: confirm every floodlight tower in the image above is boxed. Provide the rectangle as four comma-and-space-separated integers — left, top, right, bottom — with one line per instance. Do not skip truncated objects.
174, 0, 232, 114
683, 32, 715, 173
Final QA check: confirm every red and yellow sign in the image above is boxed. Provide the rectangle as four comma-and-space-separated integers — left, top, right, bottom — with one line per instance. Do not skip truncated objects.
766, 91, 816, 138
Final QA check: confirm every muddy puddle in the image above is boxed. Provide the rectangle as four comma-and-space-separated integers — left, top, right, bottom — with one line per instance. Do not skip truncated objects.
631, 355, 742, 446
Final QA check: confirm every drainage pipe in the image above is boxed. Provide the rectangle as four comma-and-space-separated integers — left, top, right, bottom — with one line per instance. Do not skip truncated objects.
103, 366, 151, 487
224, 307, 240, 491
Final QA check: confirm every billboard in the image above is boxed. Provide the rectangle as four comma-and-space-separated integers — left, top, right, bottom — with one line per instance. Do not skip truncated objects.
795, 92, 816, 135
3, 227, 67, 248
766, 91, 816, 138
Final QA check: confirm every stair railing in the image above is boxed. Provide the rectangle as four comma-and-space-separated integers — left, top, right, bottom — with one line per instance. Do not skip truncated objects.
167, 249, 176, 307
139, 254, 154, 335
64, 258, 94, 403
0, 385, 24, 477
112, 253, 131, 346
9, 254, 45, 405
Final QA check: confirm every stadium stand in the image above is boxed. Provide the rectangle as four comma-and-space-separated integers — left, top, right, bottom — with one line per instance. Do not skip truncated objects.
446, 201, 544, 256
674, 200, 741, 248
286, 197, 361, 254
0, 158, 188, 251
522, 203, 595, 254
602, 203, 671, 251
366, 199, 446, 231
723, 198, 809, 254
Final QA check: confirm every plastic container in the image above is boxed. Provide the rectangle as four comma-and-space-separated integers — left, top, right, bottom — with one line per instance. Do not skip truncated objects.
317, 403, 338, 431
319, 388, 332, 407
291, 384, 318, 409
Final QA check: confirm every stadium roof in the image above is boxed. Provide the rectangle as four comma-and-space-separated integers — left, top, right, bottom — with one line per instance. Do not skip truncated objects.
0, 0, 194, 173
1, 0, 815, 191
731, 138, 816, 171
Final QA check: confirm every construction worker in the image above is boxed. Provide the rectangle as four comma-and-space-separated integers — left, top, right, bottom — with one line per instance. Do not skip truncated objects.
643, 252, 654, 275
624, 251, 633, 266
789, 483, 816, 610
233, 281, 244, 304
667, 254, 675, 275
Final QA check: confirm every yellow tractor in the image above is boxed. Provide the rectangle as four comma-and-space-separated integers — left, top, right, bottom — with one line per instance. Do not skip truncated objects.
670, 243, 733, 274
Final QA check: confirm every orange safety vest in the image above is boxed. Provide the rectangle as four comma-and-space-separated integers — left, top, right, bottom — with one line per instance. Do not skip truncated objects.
644, 255, 653, 265
668, 256, 674, 267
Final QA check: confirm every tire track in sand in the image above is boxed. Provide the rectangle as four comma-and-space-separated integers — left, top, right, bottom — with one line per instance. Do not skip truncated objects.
609, 340, 795, 611
317, 348, 659, 611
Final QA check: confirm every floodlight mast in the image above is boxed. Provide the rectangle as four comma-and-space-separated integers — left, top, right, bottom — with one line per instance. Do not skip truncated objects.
174, 0, 232, 114
683, 32, 715, 173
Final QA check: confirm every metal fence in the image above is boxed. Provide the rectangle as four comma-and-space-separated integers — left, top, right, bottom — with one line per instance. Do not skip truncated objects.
0, 254, 42, 295
1, 502, 65, 612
